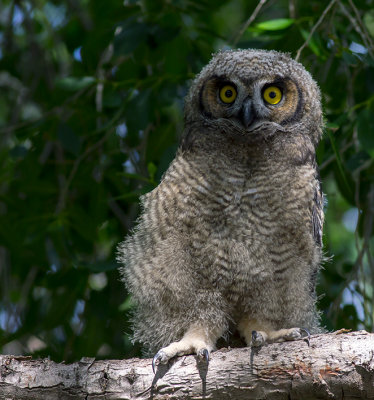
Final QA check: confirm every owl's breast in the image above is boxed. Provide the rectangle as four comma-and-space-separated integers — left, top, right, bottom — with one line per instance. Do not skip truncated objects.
158, 155, 317, 290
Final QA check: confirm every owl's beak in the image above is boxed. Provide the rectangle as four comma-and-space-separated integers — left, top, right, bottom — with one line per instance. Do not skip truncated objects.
239, 98, 255, 129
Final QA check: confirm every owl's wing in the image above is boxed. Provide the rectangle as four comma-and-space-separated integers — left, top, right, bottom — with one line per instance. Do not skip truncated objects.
312, 172, 324, 247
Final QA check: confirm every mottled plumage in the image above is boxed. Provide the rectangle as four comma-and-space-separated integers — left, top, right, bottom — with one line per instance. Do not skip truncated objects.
118, 49, 325, 363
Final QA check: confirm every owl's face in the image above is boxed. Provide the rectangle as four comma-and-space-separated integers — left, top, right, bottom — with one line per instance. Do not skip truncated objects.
200, 73, 301, 128
183, 49, 323, 148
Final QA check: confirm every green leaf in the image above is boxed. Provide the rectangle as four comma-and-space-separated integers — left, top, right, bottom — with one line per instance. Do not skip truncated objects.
326, 128, 354, 201
364, 10, 374, 37
57, 123, 81, 156
255, 18, 294, 31
357, 108, 374, 157
10, 145, 28, 159
81, 261, 118, 272
119, 296, 133, 312
103, 88, 122, 108
118, 171, 152, 183
125, 89, 152, 145
346, 151, 371, 172
56, 76, 96, 91
0, 95, 10, 125
300, 28, 321, 56
113, 17, 148, 55
113, 187, 150, 201
147, 162, 157, 182
326, 122, 339, 130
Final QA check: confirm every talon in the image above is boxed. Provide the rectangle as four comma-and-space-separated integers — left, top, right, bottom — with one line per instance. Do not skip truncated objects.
152, 351, 165, 374
251, 330, 264, 347
203, 348, 209, 363
197, 348, 210, 363
201, 348, 209, 363
300, 328, 311, 346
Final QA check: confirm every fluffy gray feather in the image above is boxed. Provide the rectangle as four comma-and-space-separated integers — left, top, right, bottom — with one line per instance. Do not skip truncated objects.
118, 49, 325, 359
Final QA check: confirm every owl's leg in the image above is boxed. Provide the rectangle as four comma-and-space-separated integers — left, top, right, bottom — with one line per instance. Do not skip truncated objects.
238, 316, 310, 347
152, 324, 224, 372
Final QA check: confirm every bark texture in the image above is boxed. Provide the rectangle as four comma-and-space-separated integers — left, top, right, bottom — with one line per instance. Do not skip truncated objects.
1, 331, 374, 400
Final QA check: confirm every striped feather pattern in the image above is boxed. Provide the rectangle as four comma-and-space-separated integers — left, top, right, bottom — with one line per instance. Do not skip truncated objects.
118, 138, 324, 353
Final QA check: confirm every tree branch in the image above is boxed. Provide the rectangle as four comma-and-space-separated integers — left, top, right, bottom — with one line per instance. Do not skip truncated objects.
1, 331, 374, 399
231, 0, 268, 47
295, 0, 338, 61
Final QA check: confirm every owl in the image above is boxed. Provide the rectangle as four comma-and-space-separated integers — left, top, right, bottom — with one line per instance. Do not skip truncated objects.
117, 49, 324, 370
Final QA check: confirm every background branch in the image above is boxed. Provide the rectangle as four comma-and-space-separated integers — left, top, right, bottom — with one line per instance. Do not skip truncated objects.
231, 0, 268, 46
295, 0, 338, 61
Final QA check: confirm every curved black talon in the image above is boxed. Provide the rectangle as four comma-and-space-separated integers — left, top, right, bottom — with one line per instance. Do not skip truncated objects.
152, 351, 163, 374
251, 330, 263, 347
300, 328, 311, 346
202, 348, 209, 363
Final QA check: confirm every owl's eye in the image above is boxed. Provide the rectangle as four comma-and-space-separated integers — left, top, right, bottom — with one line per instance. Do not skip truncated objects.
263, 86, 282, 105
219, 85, 237, 104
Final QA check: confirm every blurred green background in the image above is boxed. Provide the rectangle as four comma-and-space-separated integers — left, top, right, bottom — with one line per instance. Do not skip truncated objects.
0, 0, 373, 362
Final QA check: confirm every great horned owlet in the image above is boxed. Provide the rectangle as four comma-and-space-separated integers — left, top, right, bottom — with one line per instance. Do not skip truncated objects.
118, 49, 324, 368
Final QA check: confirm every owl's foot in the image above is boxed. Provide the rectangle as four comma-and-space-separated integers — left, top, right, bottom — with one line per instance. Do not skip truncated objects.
152, 350, 167, 373
251, 327, 310, 347
152, 344, 211, 373
151, 324, 224, 373
152, 346, 209, 372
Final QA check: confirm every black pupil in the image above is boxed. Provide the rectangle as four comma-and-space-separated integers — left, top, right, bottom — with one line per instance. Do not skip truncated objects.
269, 91, 277, 98
225, 89, 233, 98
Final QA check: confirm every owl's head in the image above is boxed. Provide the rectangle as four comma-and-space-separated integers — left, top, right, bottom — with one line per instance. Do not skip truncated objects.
183, 49, 323, 151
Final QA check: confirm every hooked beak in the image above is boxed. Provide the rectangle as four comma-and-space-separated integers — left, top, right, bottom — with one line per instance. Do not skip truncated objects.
239, 98, 255, 129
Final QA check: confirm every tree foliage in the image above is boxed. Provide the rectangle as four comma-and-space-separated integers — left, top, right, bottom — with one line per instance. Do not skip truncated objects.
0, 0, 373, 362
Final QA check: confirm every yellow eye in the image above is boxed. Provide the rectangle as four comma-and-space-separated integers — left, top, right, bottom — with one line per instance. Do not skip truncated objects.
219, 85, 237, 104
263, 86, 282, 105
